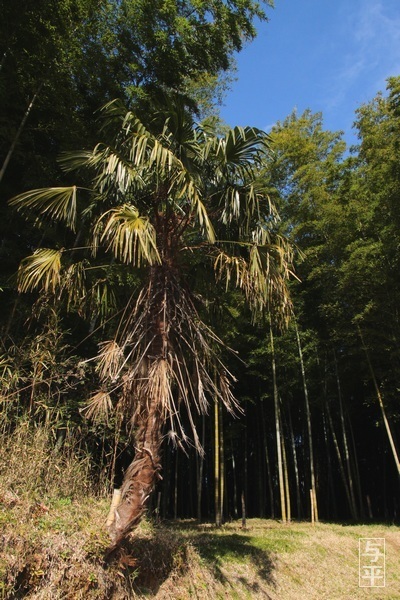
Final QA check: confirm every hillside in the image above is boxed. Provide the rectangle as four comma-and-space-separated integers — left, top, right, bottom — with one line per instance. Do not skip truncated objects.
0, 426, 399, 598
1, 493, 399, 599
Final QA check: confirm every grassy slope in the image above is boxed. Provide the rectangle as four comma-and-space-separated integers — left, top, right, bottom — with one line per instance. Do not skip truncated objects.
1, 492, 399, 599
0, 427, 399, 598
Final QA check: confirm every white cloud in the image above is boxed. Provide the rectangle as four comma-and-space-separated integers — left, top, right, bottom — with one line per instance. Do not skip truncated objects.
325, 0, 400, 112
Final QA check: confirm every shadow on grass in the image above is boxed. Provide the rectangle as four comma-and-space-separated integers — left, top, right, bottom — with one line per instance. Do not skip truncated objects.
190, 529, 276, 598
115, 526, 193, 595
117, 522, 276, 598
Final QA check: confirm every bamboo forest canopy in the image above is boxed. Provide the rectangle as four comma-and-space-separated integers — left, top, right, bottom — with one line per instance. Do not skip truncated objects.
0, 0, 272, 198
1, 0, 400, 532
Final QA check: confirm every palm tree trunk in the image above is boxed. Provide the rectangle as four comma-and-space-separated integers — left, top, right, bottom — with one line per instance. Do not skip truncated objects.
107, 381, 163, 549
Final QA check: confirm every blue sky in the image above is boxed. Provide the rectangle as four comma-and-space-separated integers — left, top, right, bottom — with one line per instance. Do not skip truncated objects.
219, 0, 400, 146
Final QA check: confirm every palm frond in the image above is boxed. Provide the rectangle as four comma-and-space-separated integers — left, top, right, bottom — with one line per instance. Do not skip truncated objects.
17, 249, 62, 293
60, 260, 87, 310
96, 340, 124, 382
81, 390, 113, 424
90, 279, 118, 320
58, 150, 95, 172
218, 126, 270, 167
9, 187, 78, 231
214, 240, 293, 320
195, 198, 216, 243
94, 204, 161, 266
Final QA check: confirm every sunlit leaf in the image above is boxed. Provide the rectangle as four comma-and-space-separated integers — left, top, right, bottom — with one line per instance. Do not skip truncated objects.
17, 249, 62, 293
95, 204, 161, 266
10, 187, 78, 231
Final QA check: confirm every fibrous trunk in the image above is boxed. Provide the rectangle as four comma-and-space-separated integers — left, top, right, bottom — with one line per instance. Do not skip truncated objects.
108, 378, 164, 548
107, 268, 169, 549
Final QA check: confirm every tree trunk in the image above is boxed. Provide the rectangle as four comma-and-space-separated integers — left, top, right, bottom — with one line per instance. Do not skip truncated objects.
270, 325, 286, 522
107, 383, 163, 549
295, 322, 318, 522
214, 396, 222, 527
358, 325, 400, 477
0, 83, 43, 184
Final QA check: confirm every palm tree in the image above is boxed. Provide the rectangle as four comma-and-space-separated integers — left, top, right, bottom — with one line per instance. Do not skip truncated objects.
10, 97, 294, 548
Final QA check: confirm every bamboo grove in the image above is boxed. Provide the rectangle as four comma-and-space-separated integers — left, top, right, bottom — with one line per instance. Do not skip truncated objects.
1, 2, 400, 543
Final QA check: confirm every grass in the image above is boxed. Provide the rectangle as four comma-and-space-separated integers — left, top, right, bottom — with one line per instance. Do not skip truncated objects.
0, 424, 399, 598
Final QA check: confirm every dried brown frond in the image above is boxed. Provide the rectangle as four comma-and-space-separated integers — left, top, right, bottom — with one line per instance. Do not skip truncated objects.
110, 271, 242, 454
81, 390, 113, 424
96, 340, 124, 382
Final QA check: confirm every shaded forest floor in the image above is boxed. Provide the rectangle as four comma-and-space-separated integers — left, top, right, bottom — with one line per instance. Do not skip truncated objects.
0, 425, 399, 598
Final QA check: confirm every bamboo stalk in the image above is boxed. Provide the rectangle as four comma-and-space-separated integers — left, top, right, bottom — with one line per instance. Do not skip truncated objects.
281, 406, 291, 522
214, 396, 221, 526
270, 325, 287, 522
219, 402, 225, 522
196, 415, 205, 521
0, 83, 43, 183
241, 491, 246, 529
334, 352, 358, 519
358, 325, 400, 477
310, 489, 315, 525
295, 322, 318, 522
288, 407, 302, 518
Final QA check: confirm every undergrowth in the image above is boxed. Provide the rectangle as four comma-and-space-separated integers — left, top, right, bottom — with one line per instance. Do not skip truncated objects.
1, 423, 399, 599
0, 423, 202, 599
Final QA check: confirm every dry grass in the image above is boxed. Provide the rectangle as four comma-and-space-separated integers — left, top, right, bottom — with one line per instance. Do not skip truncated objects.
0, 426, 399, 599
0, 422, 99, 500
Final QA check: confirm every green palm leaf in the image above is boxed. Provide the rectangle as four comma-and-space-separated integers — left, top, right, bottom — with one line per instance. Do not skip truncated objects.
17, 248, 62, 293
196, 198, 216, 243
10, 187, 78, 231
220, 126, 270, 167
95, 204, 161, 266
